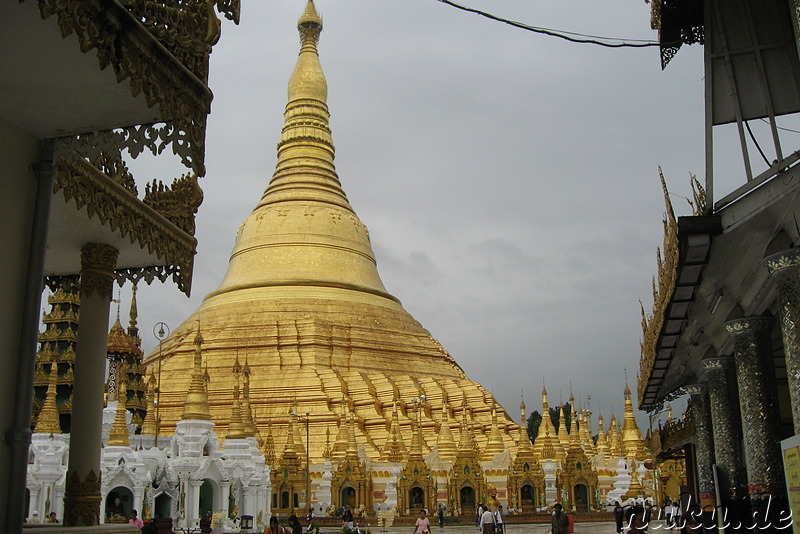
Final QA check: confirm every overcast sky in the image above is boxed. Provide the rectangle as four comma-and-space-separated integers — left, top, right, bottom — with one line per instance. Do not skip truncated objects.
120, 0, 752, 432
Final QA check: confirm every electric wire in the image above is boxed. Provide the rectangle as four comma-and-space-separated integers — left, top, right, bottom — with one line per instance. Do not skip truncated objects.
746, 120, 772, 166
434, 0, 668, 48
760, 117, 800, 135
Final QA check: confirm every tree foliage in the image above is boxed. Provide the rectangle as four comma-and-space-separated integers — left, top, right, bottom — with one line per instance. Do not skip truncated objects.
526, 410, 541, 443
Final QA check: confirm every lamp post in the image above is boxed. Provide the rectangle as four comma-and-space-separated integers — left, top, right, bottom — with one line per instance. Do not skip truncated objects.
291, 411, 311, 517
153, 322, 170, 447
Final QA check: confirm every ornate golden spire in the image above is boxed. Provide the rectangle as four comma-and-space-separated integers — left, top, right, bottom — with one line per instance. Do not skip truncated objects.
482, 404, 505, 460
595, 413, 610, 457
436, 406, 457, 461
621, 381, 646, 460
263, 422, 276, 465
457, 402, 477, 453
34, 358, 61, 434
332, 400, 350, 460
226, 359, 246, 440
140, 372, 158, 436
127, 283, 139, 342
181, 325, 212, 421
557, 405, 570, 450
108, 364, 130, 446
346, 412, 359, 460
384, 398, 406, 462
323, 426, 332, 459
209, 0, 393, 303
241, 356, 257, 438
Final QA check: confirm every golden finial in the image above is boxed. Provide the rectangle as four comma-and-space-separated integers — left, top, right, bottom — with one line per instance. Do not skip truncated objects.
108, 363, 130, 446
141, 372, 158, 436
128, 283, 139, 342
34, 358, 61, 434
181, 324, 212, 421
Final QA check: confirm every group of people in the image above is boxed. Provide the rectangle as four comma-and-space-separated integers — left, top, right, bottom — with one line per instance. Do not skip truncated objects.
26, 510, 58, 523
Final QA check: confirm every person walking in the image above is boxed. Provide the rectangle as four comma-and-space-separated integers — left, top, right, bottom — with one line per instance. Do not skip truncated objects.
479, 506, 496, 534
551, 504, 569, 534
413, 509, 431, 534
613, 501, 624, 533
493, 505, 504, 534
438, 504, 445, 528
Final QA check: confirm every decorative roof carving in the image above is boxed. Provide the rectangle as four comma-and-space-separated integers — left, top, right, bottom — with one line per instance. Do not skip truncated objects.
638, 168, 679, 407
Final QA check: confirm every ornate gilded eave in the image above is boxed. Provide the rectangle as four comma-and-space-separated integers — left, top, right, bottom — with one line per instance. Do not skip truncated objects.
638, 172, 717, 411
24, 0, 240, 175
647, 0, 704, 69
51, 148, 200, 295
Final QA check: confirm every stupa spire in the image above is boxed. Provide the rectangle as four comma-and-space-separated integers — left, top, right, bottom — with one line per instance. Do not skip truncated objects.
437, 406, 457, 461
34, 357, 61, 434
181, 325, 212, 421
226, 358, 246, 439
482, 404, 506, 460
108, 364, 130, 446
241, 355, 257, 438
127, 283, 139, 342
140, 372, 158, 436
210, 0, 393, 303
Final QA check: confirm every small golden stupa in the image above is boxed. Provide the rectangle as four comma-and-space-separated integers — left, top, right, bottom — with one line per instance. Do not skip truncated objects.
144, 0, 521, 464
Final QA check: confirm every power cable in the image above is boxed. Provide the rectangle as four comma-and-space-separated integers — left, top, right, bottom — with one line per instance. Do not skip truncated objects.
434, 0, 668, 48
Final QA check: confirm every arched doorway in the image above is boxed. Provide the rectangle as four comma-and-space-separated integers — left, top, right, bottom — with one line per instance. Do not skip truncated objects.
409, 486, 424, 511
155, 493, 172, 519
199, 480, 216, 519
340, 486, 356, 508
280, 488, 290, 509
106, 486, 133, 521
520, 484, 535, 512
460, 486, 475, 513
574, 484, 589, 512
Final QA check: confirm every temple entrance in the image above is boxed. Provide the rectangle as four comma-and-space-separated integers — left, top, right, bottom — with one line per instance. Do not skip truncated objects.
199, 479, 216, 518
520, 484, 535, 512
106, 486, 133, 522
281, 488, 290, 509
573, 484, 589, 512
409, 486, 425, 511
340, 486, 356, 508
155, 493, 173, 519
460, 486, 475, 513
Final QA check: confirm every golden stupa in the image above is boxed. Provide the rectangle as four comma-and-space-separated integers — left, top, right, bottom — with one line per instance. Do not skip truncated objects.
144, 0, 521, 464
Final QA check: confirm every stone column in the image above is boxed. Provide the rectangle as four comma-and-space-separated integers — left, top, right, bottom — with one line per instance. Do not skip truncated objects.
725, 318, 784, 500
764, 249, 800, 433
189, 479, 203, 525
221, 482, 231, 519
685, 384, 716, 509
700, 357, 747, 501
27, 488, 39, 520
64, 243, 119, 526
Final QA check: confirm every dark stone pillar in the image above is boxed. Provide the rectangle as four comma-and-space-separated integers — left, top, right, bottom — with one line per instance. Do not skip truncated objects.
685, 384, 716, 509
725, 318, 784, 498
700, 357, 747, 501
764, 249, 800, 434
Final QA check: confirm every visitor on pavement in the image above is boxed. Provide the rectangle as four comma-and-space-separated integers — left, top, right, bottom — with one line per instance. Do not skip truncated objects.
45, 512, 58, 523
28, 511, 41, 524
129, 509, 144, 529
413, 509, 431, 534
289, 515, 303, 534
613, 501, 624, 533
479, 505, 496, 534
494, 505, 504, 534
438, 504, 445, 528
551, 503, 569, 534
264, 516, 286, 534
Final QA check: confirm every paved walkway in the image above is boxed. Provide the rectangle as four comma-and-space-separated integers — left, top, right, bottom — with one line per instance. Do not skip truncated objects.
325, 522, 649, 534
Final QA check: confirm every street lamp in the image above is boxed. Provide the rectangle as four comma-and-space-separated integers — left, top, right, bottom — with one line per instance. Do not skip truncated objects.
153, 322, 170, 447
291, 410, 311, 517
